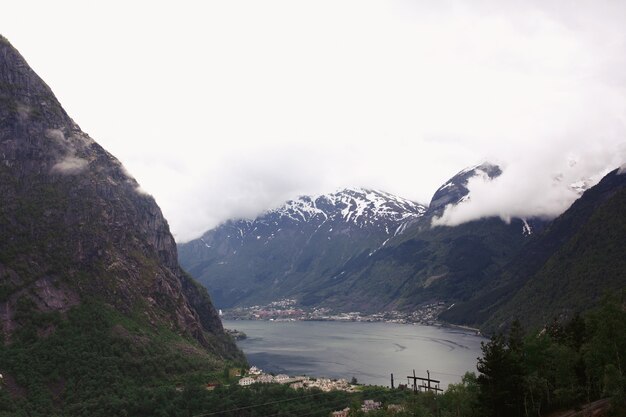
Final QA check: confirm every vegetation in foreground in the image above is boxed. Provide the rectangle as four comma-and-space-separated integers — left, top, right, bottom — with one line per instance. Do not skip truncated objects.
1, 296, 624, 417
0, 301, 244, 417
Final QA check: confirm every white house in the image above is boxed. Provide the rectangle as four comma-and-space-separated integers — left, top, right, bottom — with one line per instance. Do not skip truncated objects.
238, 377, 255, 386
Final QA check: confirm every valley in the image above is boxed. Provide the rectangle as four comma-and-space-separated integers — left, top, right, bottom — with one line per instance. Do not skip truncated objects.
180, 162, 626, 335
1, 2, 626, 413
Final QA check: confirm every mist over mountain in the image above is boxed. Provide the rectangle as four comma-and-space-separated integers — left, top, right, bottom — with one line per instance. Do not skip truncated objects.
441, 167, 626, 331
178, 163, 547, 312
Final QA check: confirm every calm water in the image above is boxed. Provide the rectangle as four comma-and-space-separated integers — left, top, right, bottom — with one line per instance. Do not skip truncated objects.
223, 320, 486, 388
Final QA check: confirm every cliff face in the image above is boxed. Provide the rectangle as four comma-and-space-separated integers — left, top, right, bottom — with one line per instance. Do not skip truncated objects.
0, 36, 236, 357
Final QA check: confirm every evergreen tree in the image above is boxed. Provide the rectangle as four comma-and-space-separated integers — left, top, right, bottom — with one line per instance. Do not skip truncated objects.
477, 322, 527, 417
477, 334, 510, 417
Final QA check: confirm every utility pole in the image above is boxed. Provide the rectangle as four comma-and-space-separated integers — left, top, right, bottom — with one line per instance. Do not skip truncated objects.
390, 373, 394, 389
406, 370, 443, 394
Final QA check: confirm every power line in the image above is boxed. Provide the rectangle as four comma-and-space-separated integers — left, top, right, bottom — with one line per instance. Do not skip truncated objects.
193, 384, 397, 417
429, 370, 466, 378
257, 389, 401, 417
253, 396, 353, 417
193, 371, 452, 417
192, 391, 326, 417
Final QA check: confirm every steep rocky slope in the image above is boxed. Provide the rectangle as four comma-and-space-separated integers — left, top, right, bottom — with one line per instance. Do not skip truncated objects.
0, 36, 242, 414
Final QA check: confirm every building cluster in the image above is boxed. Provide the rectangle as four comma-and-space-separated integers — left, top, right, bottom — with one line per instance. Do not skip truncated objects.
290, 377, 356, 392
268, 299, 297, 308
223, 299, 449, 325
238, 372, 292, 386
238, 366, 357, 392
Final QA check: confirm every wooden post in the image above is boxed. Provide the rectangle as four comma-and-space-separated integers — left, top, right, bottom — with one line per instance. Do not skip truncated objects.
406, 370, 443, 395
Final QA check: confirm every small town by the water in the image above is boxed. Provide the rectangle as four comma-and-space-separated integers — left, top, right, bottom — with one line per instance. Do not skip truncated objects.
221, 298, 451, 326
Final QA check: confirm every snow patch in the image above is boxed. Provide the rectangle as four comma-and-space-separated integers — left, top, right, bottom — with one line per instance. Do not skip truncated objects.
522, 219, 532, 236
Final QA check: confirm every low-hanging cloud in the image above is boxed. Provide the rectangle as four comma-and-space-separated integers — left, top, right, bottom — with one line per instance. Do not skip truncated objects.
51, 155, 89, 174
432, 140, 626, 227
4, 1, 626, 241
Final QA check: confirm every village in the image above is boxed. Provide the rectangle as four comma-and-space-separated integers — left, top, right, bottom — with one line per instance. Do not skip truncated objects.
236, 366, 399, 415
237, 365, 359, 393
221, 299, 448, 326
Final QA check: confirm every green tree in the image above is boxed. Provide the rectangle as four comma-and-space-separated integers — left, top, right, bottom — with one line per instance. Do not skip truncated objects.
440, 372, 479, 417
582, 295, 626, 409
477, 323, 527, 417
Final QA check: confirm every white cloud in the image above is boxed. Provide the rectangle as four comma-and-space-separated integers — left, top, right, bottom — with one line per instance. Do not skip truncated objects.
45, 129, 66, 144
433, 141, 626, 226
2, 1, 626, 240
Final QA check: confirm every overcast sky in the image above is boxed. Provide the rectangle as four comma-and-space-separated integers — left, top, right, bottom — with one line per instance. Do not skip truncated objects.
2, 1, 626, 242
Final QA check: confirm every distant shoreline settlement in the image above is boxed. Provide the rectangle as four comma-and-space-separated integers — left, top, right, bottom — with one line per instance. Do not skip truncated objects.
220, 298, 479, 332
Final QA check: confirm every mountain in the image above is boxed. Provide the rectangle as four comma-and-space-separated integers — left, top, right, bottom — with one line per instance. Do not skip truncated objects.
178, 188, 426, 307
0, 36, 242, 414
179, 163, 542, 312
441, 167, 626, 332
428, 162, 502, 214
294, 162, 542, 312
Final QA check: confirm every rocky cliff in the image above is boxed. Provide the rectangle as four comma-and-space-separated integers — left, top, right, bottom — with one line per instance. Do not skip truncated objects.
0, 35, 239, 357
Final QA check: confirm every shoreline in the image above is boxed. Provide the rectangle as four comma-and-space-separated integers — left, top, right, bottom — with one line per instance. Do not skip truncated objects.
223, 317, 483, 337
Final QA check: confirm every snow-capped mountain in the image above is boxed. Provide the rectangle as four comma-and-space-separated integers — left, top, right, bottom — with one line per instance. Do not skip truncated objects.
178, 188, 426, 308
190, 188, 426, 253
179, 161, 619, 318
178, 165, 544, 311
273, 188, 425, 228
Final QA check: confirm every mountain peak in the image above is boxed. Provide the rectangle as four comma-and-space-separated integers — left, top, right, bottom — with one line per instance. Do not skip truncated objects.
265, 188, 426, 230
428, 162, 502, 213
